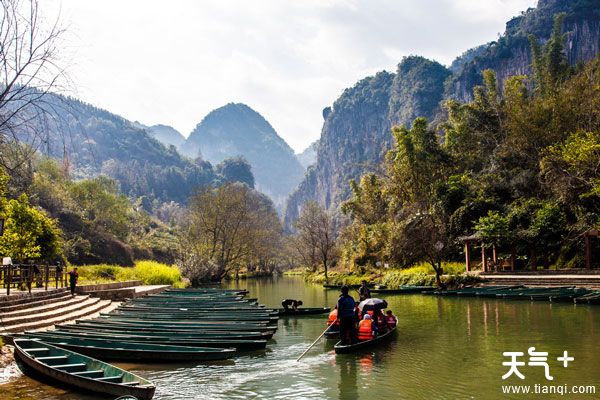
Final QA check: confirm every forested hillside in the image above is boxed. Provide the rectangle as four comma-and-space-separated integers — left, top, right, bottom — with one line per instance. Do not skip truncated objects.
185, 103, 305, 207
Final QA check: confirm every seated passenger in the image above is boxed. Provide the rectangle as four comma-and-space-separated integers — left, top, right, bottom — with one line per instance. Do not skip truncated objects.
327, 306, 339, 326
357, 314, 377, 341
385, 310, 398, 329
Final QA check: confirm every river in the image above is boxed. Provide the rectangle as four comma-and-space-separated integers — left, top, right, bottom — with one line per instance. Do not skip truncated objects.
1, 275, 599, 399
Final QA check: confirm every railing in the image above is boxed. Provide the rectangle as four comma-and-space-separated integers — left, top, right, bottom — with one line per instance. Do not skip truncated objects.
0, 263, 65, 295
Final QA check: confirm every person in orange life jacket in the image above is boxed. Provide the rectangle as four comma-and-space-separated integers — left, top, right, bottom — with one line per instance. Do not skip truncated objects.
327, 306, 339, 326
357, 314, 378, 341
337, 286, 356, 345
371, 309, 385, 332
385, 310, 397, 329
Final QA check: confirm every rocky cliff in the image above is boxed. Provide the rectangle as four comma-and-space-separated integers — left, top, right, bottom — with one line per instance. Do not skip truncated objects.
447, 0, 600, 100
185, 103, 305, 207
284, 0, 600, 230
284, 57, 449, 229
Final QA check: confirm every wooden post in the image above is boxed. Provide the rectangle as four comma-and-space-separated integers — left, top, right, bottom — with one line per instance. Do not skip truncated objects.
492, 245, 498, 271
6, 264, 11, 295
481, 243, 487, 272
465, 242, 471, 272
510, 247, 516, 271
585, 234, 592, 270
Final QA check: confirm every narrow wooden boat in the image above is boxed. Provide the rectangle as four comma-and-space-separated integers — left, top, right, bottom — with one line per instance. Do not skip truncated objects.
13, 338, 155, 400
92, 319, 276, 331
30, 331, 268, 350
324, 324, 340, 340
323, 283, 375, 289
334, 326, 397, 354
20, 335, 236, 362
371, 286, 435, 294
103, 312, 277, 322
57, 324, 274, 340
277, 307, 330, 316
574, 292, 600, 304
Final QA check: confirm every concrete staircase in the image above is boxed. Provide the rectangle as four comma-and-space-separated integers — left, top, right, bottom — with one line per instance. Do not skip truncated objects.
481, 274, 600, 289
0, 289, 112, 334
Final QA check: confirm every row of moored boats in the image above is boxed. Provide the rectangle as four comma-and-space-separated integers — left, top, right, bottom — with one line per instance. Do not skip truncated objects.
11, 288, 282, 400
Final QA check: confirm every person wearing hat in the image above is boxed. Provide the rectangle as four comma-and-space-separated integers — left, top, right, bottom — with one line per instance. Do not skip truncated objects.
357, 313, 378, 341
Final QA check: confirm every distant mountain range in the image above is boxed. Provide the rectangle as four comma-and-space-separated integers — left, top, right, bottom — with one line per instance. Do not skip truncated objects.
283, 0, 600, 229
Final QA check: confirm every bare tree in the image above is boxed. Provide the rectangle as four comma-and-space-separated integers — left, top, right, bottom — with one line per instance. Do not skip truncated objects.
178, 183, 283, 284
0, 0, 68, 171
293, 201, 337, 282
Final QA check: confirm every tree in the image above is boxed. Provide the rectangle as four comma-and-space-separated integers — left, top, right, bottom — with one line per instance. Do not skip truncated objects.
0, 193, 61, 261
178, 183, 282, 284
293, 201, 337, 282
0, 0, 68, 171
216, 156, 255, 188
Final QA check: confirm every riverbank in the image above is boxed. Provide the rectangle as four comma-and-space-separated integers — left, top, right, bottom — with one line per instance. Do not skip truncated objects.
287, 262, 482, 288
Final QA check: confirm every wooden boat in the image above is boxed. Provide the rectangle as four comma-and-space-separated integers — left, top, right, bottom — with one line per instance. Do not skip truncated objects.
574, 292, 600, 304
20, 335, 236, 362
78, 318, 273, 329
26, 331, 268, 351
324, 324, 340, 340
97, 315, 279, 325
371, 286, 435, 294
334, 326, 397, 354
323, 283, 375, 290
13, 338, 155, 400
57, 324, 274, 340
103, 312, 278, 322
277, 307, 330, 316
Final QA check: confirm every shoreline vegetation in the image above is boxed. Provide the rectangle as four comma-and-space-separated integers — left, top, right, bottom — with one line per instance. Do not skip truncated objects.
285, 262, 482, 288
75, 261, 186, 288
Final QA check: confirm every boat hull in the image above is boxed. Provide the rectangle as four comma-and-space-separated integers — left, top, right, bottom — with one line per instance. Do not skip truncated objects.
334, 326, 397, 354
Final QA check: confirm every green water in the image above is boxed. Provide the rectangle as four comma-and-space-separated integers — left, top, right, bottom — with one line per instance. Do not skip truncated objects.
2, 276, 599, 399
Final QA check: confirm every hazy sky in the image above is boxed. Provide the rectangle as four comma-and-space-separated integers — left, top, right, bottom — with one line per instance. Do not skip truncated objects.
47, 0, 537, 152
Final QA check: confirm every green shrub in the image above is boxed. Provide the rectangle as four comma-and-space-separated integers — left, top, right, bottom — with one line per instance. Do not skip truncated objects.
75, 261, 185, 287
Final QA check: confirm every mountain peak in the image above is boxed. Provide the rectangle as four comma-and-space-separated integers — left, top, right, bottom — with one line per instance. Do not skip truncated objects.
185, 103, 304, 206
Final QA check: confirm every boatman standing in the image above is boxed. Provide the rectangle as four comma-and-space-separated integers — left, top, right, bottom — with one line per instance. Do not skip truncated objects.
337, 286, 356, 345
358, 280, 371, 301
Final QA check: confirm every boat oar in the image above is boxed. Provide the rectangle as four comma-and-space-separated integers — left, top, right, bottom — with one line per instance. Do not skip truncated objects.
296, 326, 330, 361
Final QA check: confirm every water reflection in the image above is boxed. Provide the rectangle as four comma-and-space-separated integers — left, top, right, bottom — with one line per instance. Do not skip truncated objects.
337, 357, 358, 400
2, 276, 599, 400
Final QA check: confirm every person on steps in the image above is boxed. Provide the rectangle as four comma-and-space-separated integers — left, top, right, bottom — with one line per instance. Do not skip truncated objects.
68, 267, 78, 296
337, 286, 356, 345
281, 299, 303, 312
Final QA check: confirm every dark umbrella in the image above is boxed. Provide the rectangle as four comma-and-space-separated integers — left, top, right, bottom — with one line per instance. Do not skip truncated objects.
358, 298, 388, 312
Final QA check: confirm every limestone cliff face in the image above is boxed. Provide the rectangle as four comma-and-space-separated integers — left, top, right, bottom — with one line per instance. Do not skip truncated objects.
447, 0, 600, 101
284, 58, 449, 230
283, 0, 600, 230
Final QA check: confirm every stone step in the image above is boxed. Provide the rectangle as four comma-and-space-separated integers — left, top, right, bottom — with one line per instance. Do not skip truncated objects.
0, 295, 90, 319
0, 297, 101, 327
0, 299, 112, 334
0, 292, 74, 313
0, 288, 69, 308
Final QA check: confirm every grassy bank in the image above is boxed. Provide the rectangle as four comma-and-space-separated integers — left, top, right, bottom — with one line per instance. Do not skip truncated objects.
294, 261, 481, 288
75, 260, 186, 288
